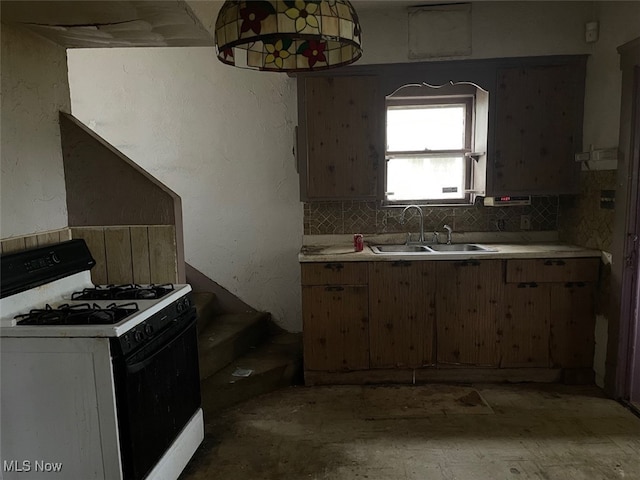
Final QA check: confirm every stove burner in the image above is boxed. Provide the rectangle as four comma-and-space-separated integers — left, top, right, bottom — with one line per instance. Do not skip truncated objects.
71, 284, 175, 301
15, 302, 139, 326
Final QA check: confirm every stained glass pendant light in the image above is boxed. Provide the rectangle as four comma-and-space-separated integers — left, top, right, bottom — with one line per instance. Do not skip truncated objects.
214, 0, 362, 72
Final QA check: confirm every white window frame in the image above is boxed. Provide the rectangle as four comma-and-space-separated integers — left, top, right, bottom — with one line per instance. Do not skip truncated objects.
384, 87, 476, 205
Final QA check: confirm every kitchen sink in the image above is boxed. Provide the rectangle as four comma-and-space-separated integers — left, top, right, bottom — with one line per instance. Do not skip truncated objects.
370, 245, 432, 254
428, 243, 496, 252
370, 243, 496, 254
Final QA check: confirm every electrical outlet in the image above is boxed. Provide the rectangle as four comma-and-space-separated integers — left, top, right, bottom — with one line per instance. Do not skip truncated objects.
520, 215, 531, 230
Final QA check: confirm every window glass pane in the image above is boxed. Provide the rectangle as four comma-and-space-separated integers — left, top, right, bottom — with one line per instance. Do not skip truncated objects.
387, 105, 465, 151
386, 156, 465, 201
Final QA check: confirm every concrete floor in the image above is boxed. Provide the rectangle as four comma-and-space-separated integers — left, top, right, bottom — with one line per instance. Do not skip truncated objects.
180, 384, 640, 480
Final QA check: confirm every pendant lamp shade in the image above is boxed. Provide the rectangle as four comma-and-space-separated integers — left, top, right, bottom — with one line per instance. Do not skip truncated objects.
214, 0, 362, 72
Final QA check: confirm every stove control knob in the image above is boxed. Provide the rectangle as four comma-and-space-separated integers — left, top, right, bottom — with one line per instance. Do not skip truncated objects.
176, 300, 186, 313
144, 324, 154, 336
134, 330, 144, 343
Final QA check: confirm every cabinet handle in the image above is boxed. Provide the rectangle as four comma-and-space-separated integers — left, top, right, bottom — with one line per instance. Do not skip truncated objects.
392, 261, 411, 267
543, 260, 566, 266
457, 260, 480, 267
325, 286, 344, 292
324, 263, 344, 271
517, 282, 538, 288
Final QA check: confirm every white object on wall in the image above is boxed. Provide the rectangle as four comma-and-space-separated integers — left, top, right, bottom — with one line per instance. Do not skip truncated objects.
408, 3, 472, 59
585, 21, 599, 43
575, 147, 619, 171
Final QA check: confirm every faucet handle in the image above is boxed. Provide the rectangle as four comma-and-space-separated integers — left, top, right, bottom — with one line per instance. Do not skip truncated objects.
431, 231, 439, 244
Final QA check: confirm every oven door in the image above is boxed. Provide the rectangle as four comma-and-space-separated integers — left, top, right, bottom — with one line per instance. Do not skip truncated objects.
111, 310, 201, 480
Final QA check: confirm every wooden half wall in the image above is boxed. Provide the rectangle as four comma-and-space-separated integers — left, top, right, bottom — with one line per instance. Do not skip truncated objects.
0, 228, 72, 254
1, 226, 178, 285
70, 226, 178, 285
59, 112, 185, 282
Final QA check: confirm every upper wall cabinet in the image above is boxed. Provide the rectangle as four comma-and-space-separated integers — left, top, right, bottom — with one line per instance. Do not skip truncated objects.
490, 58, 587, 195
296, 56, 587, 201
297, 76, 384, 201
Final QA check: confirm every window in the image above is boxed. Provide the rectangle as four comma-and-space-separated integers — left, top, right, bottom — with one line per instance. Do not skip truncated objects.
385, 84, 476, 204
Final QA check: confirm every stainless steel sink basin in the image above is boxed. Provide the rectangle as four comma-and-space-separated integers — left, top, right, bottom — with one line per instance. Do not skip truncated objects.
370, 243, 496, 254
370, 245, 432, 254
428, 243, 496, 252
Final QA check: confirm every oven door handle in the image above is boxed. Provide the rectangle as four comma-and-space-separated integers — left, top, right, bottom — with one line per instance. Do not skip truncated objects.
125, 316, 196, 375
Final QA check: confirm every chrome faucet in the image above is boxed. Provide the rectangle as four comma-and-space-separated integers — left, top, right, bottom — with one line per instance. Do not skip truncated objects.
400, 205, 424, 244
443, 224, 453, 244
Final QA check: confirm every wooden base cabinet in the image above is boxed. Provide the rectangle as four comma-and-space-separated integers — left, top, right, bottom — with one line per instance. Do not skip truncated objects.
503, 258, 599, 369
549, 283, 596, 369
302, 285, 369, 371
301, 257, 599, 384
501, 283, 551, 367
301, 263, 369, 371
368, 261, 436, 368
436, 260, 504, 366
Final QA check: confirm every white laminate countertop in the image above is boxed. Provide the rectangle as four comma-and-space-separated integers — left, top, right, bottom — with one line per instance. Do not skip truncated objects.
298, 242, 603, 263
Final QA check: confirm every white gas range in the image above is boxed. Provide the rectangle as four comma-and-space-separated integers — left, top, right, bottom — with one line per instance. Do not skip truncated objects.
0, 240, 203, 480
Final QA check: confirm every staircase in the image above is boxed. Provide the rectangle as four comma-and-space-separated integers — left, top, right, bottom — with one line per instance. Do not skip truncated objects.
192, 292, 303, 425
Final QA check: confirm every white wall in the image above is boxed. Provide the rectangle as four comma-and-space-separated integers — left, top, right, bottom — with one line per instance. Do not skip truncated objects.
358, 1, 640, 152
1, 24, 70, 238
67, 1, 639, 332
357, 1, 591, 65
67, 48, 302, 331
583, 1, 640, 150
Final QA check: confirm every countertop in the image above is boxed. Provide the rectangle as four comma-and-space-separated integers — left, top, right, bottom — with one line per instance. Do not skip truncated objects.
299, 242, 602, 263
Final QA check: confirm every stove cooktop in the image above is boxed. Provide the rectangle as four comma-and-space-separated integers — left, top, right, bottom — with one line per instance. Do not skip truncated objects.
71, 284, 175, 301
1, 280, 192, 337
15, 302, 140, 326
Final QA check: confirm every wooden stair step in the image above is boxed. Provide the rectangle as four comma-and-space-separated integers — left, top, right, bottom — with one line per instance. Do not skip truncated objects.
192, 292, 218, 334
197, 311, 270, 381
200, 332, 303, 418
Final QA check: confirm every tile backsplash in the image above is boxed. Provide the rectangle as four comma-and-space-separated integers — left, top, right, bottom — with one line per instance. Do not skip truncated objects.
304, 196, 559, 235
558, 170, 616, 252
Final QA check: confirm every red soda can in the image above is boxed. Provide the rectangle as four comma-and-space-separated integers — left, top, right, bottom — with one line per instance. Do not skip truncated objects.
354, 234, 364, 252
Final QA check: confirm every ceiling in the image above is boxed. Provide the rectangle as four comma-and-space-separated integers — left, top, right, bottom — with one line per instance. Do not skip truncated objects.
0, 1, 213, 48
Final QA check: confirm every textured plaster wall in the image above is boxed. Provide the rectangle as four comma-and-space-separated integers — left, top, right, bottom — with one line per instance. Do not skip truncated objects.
67, 48, 302, 331
1, 24, 70, 238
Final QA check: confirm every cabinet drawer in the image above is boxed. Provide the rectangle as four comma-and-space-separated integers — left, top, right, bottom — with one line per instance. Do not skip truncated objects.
506, 258, 600, 283
301, 262, 368, 286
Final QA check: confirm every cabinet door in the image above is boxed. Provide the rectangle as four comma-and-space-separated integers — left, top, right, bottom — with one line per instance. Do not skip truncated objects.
501, 283, 550, 367
493, 61, 585, 194
436, 260, 503, 366
302, 285, 369, 371
300, 76, 383, 200
549, 283, 596, 368
368, 261, 436, 368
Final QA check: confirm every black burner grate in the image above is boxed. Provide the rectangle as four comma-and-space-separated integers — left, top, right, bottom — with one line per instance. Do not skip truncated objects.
15, 302, 139, 325
71, 284, 175, 301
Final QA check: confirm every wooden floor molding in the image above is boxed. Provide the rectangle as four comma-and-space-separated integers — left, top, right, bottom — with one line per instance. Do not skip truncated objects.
305, 368, 564, 386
